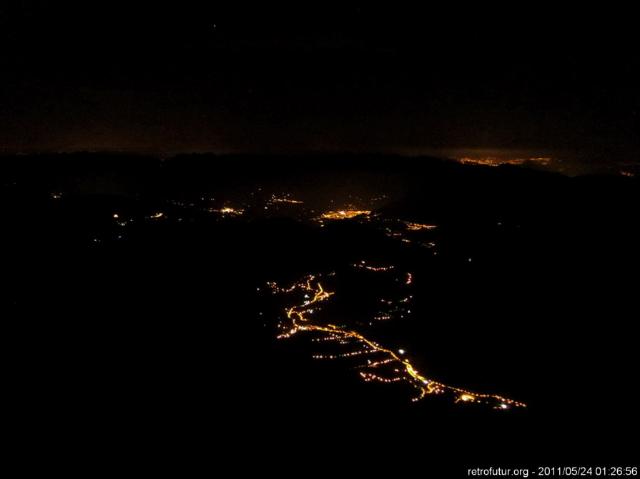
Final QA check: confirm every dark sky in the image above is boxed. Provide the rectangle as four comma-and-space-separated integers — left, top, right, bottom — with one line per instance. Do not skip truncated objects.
1, 2, 639, 167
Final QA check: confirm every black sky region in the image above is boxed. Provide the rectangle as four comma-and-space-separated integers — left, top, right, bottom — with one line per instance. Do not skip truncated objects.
1, 3, 638, 169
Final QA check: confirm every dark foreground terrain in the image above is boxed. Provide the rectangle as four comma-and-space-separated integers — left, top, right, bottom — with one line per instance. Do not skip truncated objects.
3, 154, 638, 473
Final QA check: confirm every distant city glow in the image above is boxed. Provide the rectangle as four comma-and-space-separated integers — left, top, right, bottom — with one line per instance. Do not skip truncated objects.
457, 394, 475, 402
269, 195, 304, 205
210, 206, 245, 216
320, 209, 371, 220
456, 157, 552, 168
404, 222, 437, 231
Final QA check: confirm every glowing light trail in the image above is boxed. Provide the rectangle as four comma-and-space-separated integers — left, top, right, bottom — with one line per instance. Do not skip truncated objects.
268, 274, 526, 410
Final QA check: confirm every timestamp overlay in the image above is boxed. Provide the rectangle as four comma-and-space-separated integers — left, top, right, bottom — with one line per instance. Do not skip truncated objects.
466, 466, 638, 478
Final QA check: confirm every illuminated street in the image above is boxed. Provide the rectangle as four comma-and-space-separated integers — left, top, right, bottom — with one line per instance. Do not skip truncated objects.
267, 269, 526, 410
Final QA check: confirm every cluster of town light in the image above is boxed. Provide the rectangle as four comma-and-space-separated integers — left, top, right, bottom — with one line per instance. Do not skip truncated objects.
266, 271, 526, 410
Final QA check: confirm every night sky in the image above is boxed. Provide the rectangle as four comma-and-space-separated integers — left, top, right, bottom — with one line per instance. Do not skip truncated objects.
1, 3, 638, 169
